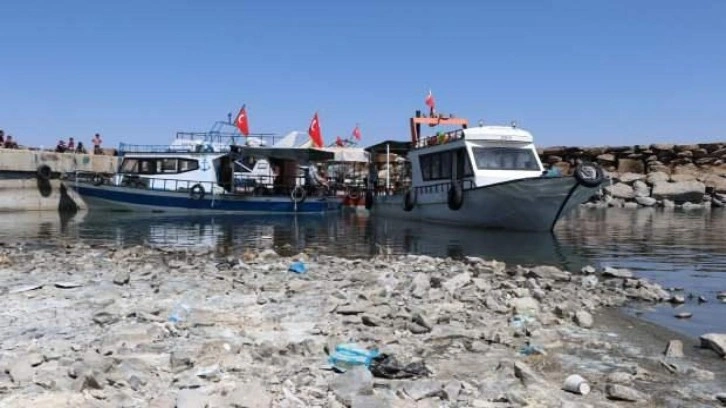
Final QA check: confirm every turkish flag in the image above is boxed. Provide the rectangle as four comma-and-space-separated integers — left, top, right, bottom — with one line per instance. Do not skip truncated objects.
352, 124, 361, 141
235, 105, 250, 136
308, 112, 323, 148
335, 136, 344, 147
425, 90, 435, 110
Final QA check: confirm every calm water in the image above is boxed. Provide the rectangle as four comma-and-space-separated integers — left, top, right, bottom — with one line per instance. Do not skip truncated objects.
0, 207, 724, 339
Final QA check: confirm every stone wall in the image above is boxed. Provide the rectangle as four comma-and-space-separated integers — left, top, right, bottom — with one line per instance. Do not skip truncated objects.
538, 143, 726, 208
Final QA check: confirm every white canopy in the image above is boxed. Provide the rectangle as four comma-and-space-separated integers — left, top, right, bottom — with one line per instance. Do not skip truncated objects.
321, 147, 370, 163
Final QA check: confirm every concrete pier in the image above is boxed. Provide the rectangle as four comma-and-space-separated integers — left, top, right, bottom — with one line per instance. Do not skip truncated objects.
0, 149, 118, 212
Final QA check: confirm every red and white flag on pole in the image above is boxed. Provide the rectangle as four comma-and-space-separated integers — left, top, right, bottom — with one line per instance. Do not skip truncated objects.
335, 136, 344, 147
235, 105, 250, 136
308, 112, 324, 148
352, 124, 361, 141
425, 89, 436, 111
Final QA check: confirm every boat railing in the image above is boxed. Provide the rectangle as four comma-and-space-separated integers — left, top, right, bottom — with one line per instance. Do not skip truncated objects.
70, 170, 346, 199
372, 178, 475, 196
174, 131, 281, 146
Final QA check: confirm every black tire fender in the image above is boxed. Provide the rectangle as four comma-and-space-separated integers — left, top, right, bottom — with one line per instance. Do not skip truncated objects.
190, 184, 205, 200
291, 185, 307, 204
91, 174, 104, 186
574, 162, 604, 188
447, 182, 464, 211
37, 165, 52, 181
403, 188, 417, 212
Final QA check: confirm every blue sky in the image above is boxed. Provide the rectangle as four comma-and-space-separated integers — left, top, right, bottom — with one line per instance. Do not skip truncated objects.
1, 0, 725, 149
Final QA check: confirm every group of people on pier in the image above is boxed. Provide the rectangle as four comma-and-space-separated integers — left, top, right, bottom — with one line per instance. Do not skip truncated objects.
55, 133, 103, 154
0, 130, 19, 149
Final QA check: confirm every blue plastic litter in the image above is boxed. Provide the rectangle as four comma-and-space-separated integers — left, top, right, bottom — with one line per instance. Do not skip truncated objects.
327, 343, 380, 371
288, 261, 307, 274
543, 168, 561, 178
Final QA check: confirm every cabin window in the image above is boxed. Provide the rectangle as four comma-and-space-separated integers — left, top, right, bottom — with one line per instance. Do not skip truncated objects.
419, 151, 460, 181
138, 160, 158, 174
440, 151, 452, 179
430, 154, 441, 179
472, 147, 539, 171
455, 148, 474, 178
179, 159, 199, 173
420, 155, 432, 180
160, 159, 178, 173
120, 158, 138, 173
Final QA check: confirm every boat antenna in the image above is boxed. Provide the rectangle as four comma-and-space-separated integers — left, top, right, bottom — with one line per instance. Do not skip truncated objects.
227, 113, 233, 125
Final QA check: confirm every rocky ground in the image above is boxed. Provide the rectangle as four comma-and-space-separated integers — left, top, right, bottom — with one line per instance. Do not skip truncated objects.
0, 243, 724, 407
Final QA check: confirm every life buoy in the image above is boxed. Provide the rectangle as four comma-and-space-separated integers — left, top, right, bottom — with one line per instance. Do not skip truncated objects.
447, 182, 464, 211
364, 189, 374, 210
91, 174, 104, 186
403, 188, 416, 212
190, 184, 205, 200
291, 185, 306, 204
37, 165, 51, 181
574, 162, 604, 188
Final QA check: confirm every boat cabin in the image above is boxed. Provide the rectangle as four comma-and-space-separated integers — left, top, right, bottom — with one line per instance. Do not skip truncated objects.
407, 112, 544, 189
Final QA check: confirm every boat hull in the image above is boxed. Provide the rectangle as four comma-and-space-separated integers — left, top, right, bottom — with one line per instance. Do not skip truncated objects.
72, 184, 341, 214
371, 176, 599, 232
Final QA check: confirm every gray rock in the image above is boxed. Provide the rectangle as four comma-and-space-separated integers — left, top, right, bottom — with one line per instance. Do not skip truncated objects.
176, 389, 207, 408
652, 180, 706, 204
410, 273, 431, 299
635, 196, 657, 207
670, 295, 686, 304
10, 283, 43, 293
223, 381, 273, 408
403, 380, 443, 400
574, 311, 594, 328
674, 312, 692, 319
329, 366, 373, 406
92, 310, 119, 326
526, 265, 570, 281
54, 281, 83, 289
715, 393, 726, 405
113, 269, 131, 285
646, 171, 670, 185
8, 360, 34, 383
664, 340, 684, 357
27, 352, 44, 367
361, 314, 383, 327
700, 333, 726, 357
605, 183, 634, 199
513, 361, 544, 387
336, 303, 370, 315
606, 384, 648, 402
510, 297, 539, 316
606, 372, 633, 384
602, 267, 633, 279
443, 380, 462, 401
412, 312, 433, 331
443, 272, 472, 295
351, 395, 390, 408
632, 180, 650, 197
581, 265, 596, 274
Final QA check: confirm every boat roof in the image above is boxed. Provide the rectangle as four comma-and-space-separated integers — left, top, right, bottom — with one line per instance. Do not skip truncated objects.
364, 140, 413, 156
230, 145, 334, 162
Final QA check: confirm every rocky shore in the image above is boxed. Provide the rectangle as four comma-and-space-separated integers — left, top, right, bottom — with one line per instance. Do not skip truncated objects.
0, 243, 724, 407
540, 143, 726, 209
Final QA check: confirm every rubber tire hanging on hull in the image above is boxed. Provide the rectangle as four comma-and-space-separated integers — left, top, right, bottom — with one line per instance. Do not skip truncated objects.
364, 190, 374, 210
447, 182, 464, 211
37, 165, 51, 181
291, 186, 307, 205
190, 184, 205, 200
403, 189, 416, 212
573, 162, 604, 187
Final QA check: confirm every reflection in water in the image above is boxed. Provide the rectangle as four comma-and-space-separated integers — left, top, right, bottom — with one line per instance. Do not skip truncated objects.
0, 207, 725, 338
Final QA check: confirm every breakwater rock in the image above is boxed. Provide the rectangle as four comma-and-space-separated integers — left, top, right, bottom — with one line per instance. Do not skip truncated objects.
0, 244, 723, 407
539, 143, 726, 209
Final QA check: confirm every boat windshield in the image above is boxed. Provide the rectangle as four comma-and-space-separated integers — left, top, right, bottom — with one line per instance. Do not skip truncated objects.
471, 147, 539, 171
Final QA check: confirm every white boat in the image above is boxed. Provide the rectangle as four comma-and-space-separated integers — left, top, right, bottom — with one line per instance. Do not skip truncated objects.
364, 111, 605, 231
69, 125, 341, 214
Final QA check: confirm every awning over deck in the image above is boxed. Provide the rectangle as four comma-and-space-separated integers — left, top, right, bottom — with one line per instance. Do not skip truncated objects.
364, 140, 413, 156
230, 145, 334, 162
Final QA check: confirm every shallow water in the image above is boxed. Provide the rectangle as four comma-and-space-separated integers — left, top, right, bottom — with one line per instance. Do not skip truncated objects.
0, 207, 724, 339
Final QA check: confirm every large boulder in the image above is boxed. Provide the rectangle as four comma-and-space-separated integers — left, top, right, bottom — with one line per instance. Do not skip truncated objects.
617, 158, 644, 174
702, 175, 726, 194
700, 333, 726, 358
604, 183, 634, 200
646, 171, 670, 185
651, 181, 706, 204
632, 180, 650, 197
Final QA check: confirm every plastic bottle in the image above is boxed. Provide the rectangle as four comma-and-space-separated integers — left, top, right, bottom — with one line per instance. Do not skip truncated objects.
327, 343, 380, 371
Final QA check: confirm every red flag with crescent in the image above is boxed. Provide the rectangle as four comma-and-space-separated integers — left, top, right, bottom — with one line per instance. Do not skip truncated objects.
235, 105, 250, 136
352, 124, 361, 141
308, 112, 323, 148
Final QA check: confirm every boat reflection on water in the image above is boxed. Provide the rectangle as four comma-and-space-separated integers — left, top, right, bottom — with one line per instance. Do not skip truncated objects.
0, 209, 583, 269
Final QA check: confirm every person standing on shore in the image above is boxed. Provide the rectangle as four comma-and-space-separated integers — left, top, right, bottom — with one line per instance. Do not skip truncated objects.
92, 133, 103, 154
67, 137, 75, 151
4, 135, 17, 148
0, 130, 4, 146
76, 142, 87, 154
